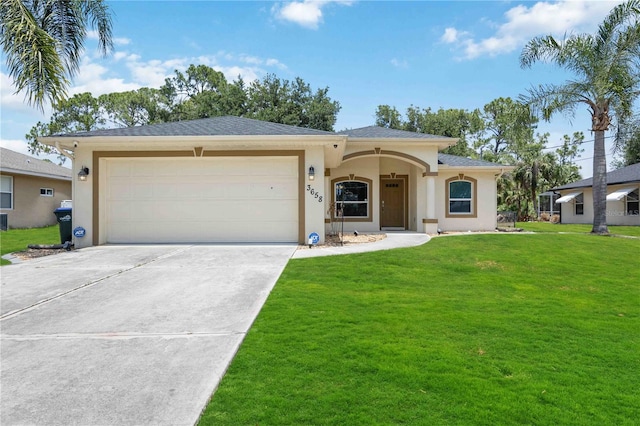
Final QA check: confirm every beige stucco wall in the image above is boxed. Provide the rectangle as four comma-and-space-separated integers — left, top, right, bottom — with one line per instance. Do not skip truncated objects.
72, 146, 93, 247
435, 170, 498, 232
0, 173, 71, 228
304, 146, 326, 243
559, 184, 640, 226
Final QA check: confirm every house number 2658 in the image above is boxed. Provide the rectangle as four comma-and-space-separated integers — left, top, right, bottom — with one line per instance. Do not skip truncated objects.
307, 185, 323, 203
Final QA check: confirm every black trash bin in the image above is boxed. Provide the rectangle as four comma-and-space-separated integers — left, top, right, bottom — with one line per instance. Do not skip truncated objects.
53, 207, 73, 244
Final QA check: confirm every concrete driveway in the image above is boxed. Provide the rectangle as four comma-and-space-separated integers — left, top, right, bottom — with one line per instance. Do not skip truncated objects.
1, 244, 296, 426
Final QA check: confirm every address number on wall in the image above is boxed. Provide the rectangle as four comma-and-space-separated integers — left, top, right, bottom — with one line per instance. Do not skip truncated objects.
306, 185, 323, 203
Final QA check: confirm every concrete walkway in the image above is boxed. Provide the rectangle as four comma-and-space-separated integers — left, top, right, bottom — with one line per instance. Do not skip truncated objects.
292, 232, 431, 259
1, 244, 296, 426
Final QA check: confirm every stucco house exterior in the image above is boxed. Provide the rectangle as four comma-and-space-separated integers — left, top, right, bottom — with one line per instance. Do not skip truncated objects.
0, 147, 72, 229
553, 162, 639, 225
40, 116, 510, 248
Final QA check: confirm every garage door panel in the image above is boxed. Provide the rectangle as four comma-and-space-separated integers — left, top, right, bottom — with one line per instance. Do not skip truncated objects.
105, 157, 299, 243
248, 181, 297, 199
250, 200, 298, 221
246, 157, 297, 176
108, 161, 134, 177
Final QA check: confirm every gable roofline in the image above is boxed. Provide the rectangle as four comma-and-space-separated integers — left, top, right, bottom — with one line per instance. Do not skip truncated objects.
0, 148, 72, 180
338, 126, 458, 150
48, 116, 337, 138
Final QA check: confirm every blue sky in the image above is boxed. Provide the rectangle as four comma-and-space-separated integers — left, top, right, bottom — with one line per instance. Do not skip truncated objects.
0, 0, 627, 177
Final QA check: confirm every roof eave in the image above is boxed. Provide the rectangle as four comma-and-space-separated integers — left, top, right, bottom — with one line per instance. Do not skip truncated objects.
0, 167, 72, 181
39, 134, 347, 149
439, 165, 515, 171
347, 137, 458, 149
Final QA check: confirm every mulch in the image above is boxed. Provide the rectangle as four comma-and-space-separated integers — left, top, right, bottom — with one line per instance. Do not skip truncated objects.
11, 247, 75, 261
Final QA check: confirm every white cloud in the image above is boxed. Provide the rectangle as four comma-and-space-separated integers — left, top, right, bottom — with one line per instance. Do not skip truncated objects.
70, 59, 140, 95
273, 1, 353, 29
443, 0, 624, 60
390, 58, 408, 69
0, 139, 31, 155
266, 58, 288, 70
441, 27, 467, 44
87, 30, 130, 46
123, 57, 187, 88
240, 55, 263, 65
1, 72, 31, 111
113, 37, 131, 46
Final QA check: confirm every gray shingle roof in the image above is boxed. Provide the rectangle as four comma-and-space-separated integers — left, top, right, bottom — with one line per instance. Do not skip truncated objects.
554, 162, 640, 190
338, 126, 456, 140
0, 148, 72, 180
438, 153, 507, 168
54, 116, 337, 138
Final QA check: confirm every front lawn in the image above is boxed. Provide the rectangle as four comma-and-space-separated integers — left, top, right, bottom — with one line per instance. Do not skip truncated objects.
518, 221, 640, 236
0, 225, 59, 265
199, 234, 639, 425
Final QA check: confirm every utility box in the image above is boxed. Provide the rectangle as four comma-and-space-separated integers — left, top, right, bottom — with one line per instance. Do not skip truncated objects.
0, 213, 7, 231
53, 207, 72, 244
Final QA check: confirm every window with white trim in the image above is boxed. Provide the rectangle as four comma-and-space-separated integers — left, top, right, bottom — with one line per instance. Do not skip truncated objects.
40, 188, 54, 197
1, 176, 13, 209
449, 180, 472, 214
574, 193, 584, 215
626, 189, 639, 216
335, 181, 369, 218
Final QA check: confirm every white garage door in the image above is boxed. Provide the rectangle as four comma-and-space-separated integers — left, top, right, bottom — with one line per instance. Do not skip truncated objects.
104, 156, 299, 243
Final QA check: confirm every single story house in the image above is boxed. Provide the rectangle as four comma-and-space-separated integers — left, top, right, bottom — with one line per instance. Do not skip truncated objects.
553, 162, 639, 225
0, 147, 72, 229
40, 116, 511, 248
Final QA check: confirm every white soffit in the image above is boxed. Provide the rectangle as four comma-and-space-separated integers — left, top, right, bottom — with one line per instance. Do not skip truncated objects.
556, 191, 582, 203
606, 186, 638, 201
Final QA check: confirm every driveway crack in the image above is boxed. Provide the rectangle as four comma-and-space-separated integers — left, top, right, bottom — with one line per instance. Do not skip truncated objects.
0, 246, 194, 321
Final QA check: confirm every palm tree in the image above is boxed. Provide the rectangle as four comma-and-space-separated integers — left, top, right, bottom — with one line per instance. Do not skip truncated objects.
0, 0, 113, 110
519, 0, 640, 234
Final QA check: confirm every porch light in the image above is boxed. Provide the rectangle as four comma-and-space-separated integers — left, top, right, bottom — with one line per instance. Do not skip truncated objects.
308, 166, 315, 181
78, 166, 90, 181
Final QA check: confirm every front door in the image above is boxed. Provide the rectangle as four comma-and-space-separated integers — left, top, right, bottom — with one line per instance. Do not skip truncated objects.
380, 178, 405, 228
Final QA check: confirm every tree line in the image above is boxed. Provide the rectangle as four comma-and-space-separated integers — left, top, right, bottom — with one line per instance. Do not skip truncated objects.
27, 65, 341, 160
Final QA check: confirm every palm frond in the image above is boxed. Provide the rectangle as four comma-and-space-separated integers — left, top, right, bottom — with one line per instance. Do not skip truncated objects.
519, 35, 561, 68
520, 83, 592, 122
0, 0, 68, 109
1, 0, 113, 110
80, 0, 113, 56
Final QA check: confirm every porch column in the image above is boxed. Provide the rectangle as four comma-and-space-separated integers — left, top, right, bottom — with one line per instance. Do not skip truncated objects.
426, 176, 435, 219
423, 176, 438, 234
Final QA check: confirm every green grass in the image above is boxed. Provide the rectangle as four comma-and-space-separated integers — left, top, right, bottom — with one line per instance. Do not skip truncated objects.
199, 234, 639, 425
0, 225, 60, 265
518, 221, 640, 237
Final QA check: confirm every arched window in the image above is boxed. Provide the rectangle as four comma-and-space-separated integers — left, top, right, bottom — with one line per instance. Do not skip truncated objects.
331, 177, 372, 222
445, 176, 477, 218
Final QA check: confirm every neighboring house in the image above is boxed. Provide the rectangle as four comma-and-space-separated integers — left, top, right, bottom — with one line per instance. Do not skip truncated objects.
39, 116, 511, 248
553, 162, 639, 225
0, 147, 72, 228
